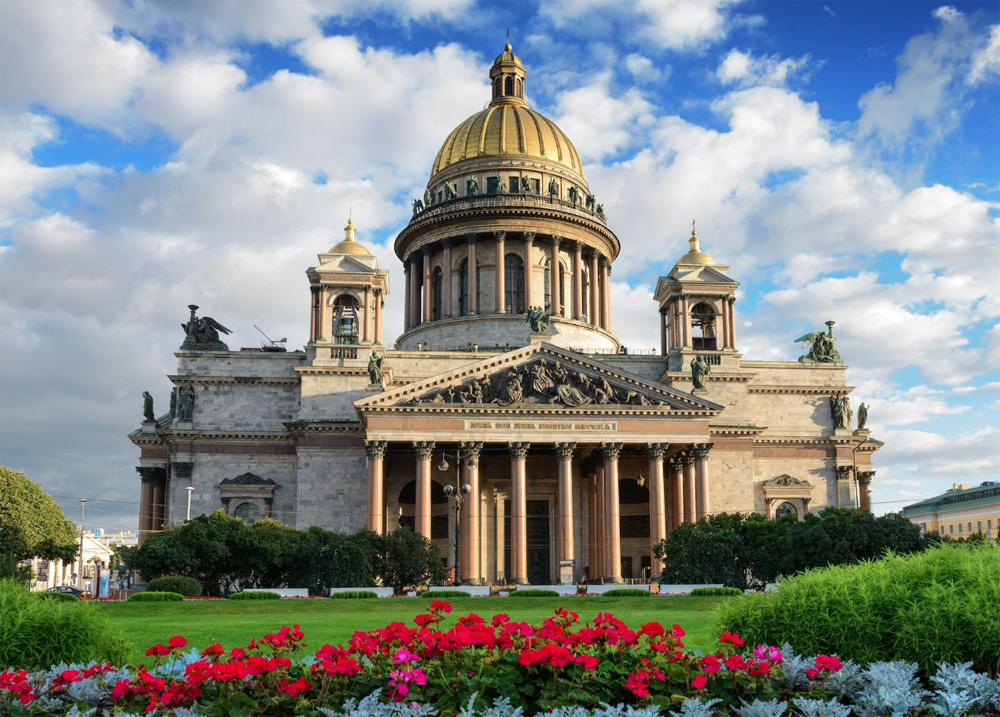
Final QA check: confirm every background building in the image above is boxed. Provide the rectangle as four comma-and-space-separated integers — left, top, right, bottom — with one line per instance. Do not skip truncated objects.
130, 44, 881, 585
901, 482, 999, 540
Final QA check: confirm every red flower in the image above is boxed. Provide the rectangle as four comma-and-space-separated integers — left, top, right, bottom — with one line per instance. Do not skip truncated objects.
640, 622, 665, 638
725, 654, 746, 671
806, 654, 843, 678
413, 613, 434, 628
698, 654, 721, 674
692, 675, 708, 689
201, 643, 224, 658
168, 635, 187, 649
574, 654, 599, 671
491, 613, 510, 627
430, 599, 452, 613
145, 644, 170, 657
278, 676, 311, 697
719, 631, 745, 646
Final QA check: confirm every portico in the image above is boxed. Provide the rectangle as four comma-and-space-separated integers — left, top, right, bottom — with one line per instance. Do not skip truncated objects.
355, 342, 721, 585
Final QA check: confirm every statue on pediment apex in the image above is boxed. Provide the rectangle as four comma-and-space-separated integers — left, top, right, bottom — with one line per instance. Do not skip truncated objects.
796, 320, 842, 363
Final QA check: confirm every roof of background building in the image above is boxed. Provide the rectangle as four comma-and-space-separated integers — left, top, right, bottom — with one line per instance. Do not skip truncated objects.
901, 482, 1000, 515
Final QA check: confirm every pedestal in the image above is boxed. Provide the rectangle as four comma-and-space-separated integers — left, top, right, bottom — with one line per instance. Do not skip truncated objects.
559, 560, 574, 585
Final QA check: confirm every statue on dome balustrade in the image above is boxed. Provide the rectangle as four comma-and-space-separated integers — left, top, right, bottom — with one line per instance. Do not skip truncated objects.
423, 189, 434, 207
466, 177, 479, 195
411, 198, 423, 216
568, 185, 579, 206
547, 179, 559, 198
596, 204, 605, 221
443, 182, 457, 200
496, 175, 507, 194
585, 193, 595, 211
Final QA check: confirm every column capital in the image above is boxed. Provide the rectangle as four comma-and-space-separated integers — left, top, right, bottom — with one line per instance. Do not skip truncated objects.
857, 470, 876, 484
310, 284, 321, 294
554, 442, 576, 460
403, 261, 411, 273
460, 441, 484, 463
646, 443, 668, 460
572, 240, 583, 253
667, 456, 684, 473
365, 440, 388, 459
136, 466, 166, 486
523, 231, 535, 244
373, 287, 383, 297
508, 442, 530, 460
171, 462, 194, 479
692, 442, 714, 461
679, 450, 695, 467
363, 284, 371, 294
493, 230, 506, 242
413, 441, 436, 459
600, 442, 623, 461
442, 237, 453, 249
837, 465, 855, 481
465, 233, 478, 245
728, 295, 736, 305
550, 235, 562, 247
422, 246, 432, 257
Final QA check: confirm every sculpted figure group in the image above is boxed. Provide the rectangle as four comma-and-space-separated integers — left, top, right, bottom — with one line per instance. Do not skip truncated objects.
181, 305, 232, 351
410, 358, 666, 408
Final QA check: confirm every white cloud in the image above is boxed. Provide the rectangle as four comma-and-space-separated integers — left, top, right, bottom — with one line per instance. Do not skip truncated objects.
624, 53, 661, 82
716, 49, 812, 87
968, 23, 1000, 84
554, 75, 655, 162
540, 0, 744, 50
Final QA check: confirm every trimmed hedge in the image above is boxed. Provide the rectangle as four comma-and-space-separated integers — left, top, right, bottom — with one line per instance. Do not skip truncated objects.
228, 591, 282, 601
421, 590, 470, 599
147, 575, 202, 597
690, 586, 743, 596
0, 579, 127, 670
330, 590, 380, 600
600, 588, 651, 598
508, 589, 560, 598
716, 543, 1000, 674
128, 591, 184, 602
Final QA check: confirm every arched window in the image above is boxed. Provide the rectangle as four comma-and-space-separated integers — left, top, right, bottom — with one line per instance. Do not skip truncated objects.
234, 501, 263, 524
504, 76, 513, 96
543, 264, 551, 312
691, 302, 717, 350
459, 259, 481, 315
558, 262, 567, 317
505, 253, 524, 313
494, 78, 502, 99
775, 502, 797, 520
431, 267, 443, 320
516, 78, 522, 97
333, 295, 360, 344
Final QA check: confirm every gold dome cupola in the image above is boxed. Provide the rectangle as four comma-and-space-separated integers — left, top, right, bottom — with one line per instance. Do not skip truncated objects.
490, 35, 527, 106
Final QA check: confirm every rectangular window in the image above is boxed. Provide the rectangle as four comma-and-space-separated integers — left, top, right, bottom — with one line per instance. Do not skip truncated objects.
509, 176, 520, 193
486, 177, 498, 194
976, 520, 982, 533
958, 523, 963, 533
988, 519, 993, 532
531, 178, 540, 194
968, 522, 973, 533
949, 524, 954, 534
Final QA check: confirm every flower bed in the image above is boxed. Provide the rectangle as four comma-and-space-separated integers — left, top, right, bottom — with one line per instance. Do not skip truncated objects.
2, 600, 998, 716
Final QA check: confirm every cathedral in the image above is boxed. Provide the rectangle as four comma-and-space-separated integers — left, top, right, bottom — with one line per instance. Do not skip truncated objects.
130, 43, 881, 585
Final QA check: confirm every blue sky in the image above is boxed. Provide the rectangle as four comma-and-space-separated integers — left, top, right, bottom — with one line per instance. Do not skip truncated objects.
1, 0, 997, 532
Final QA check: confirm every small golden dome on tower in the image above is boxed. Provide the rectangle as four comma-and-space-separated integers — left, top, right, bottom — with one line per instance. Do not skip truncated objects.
676, 220, 715, 265
328, 215, 372, 255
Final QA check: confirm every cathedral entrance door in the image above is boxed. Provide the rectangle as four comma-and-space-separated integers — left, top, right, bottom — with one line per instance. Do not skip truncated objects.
526, 500, 550, 585
502, 499, 552, 585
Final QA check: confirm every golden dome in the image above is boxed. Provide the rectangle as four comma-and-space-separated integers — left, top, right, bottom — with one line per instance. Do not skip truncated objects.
429, 41, 586, 182
328, 216, 372, 255
677, 222, 715, 265
430, 105, 585, 180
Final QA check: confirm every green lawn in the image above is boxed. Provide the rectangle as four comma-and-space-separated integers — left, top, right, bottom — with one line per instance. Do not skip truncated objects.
99, 596, 727, 664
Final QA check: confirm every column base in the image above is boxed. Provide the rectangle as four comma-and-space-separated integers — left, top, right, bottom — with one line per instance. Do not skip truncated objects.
509, 577, 529, 585
462, 577, 486, 586
602, 576, 624, 585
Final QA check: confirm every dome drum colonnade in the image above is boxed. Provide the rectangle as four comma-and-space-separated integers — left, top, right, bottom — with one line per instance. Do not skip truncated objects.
395, 42, 619, 353
365, 439, 714, 585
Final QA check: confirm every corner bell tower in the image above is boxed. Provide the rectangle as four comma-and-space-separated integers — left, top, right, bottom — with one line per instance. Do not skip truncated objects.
306, 217, 389, 361
653, 223, 740, 374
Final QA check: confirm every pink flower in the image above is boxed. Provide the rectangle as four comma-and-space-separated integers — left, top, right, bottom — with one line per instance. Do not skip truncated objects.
753, 644, 783, 662
392, 649, 420, 664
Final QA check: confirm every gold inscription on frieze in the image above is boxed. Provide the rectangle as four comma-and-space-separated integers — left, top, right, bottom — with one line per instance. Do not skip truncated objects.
463, 421, 617, 431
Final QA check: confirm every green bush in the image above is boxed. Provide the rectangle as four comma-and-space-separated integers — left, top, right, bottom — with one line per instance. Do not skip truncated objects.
147, 575, 202, 597
0, 578, 127, 670
330, 590, 380, 599
601, 588, 651, 597
690, 586, 743, 596
228, 591, 282, 600
716, 543, 1000, 674
35, 591, 79, 602
508, 589, 560, 598
421, 590, 470, 598
128, 591, 184, 602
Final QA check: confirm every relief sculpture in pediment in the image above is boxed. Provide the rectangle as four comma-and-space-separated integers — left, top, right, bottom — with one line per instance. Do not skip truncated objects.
408, 359, 666, 408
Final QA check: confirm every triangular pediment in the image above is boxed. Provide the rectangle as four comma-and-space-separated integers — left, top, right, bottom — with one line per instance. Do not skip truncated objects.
355, 343, 723, 414
669, 264, 737, 284
314, 254, 378, 275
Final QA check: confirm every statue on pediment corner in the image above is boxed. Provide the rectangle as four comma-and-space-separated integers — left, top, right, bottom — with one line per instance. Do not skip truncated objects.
857, 402, 869, 431
142, 391, 155, 422
177, 385, 195, 422
796, 321, 841, 363
181, 305, 231, 351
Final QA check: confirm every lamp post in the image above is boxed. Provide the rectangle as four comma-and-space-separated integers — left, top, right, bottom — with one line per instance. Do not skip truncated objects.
437, 451, 471, 586
77, 499, 86, 590
186, 486, 194, 521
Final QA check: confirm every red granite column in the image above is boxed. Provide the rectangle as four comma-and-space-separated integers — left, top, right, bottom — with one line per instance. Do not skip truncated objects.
647, 443, 668, 577
460, 442, 483, 584
495, 231, 506, 313
602, 442, 623, 584
508, 442, 530, 584
555, 442, 576, 577
413, 441, 435, 539
365, 441, 387, 534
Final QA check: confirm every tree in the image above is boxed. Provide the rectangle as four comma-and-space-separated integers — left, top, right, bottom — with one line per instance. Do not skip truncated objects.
380, 526, 445, 594
0, 466, 78, 580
